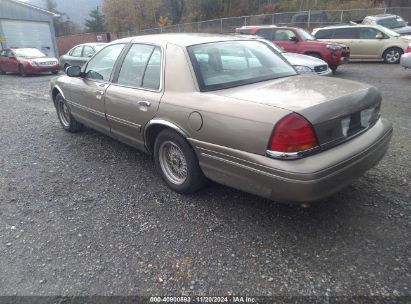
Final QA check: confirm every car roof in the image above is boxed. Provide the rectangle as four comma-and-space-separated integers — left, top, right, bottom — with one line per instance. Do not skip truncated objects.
112, 33, 262, 47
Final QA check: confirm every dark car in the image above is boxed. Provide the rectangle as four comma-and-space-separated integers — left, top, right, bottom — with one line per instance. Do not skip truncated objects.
236, 25, 350, 72
59, 43, 107, 70
0, 48, 59, 76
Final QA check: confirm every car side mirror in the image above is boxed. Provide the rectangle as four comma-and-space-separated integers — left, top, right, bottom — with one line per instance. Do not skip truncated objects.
376, 33, 384, 39
289, 36, 298, 42
66, 65, 82, 77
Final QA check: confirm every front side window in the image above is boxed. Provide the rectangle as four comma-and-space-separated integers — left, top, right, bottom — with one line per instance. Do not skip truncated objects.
334, 28, 360, 39
360, 28, 384, 39
70, 46, 83, 57
273, 30, 296, 41
83, 46, 95, 57
117, 44, 161, 90
85, 43, 125, 81
188, 40, 296, 91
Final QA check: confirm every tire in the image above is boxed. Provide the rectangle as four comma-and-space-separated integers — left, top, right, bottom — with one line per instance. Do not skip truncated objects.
0, 68, 5, 75
55, 93, 82, 132
330, 64, 338, 74
306, 52, 322, 59
154, 129, 207, 194
18, 64, 27, 77
52, 70, 59, 75
63, 64, 70, 71
383, 47, 403, 64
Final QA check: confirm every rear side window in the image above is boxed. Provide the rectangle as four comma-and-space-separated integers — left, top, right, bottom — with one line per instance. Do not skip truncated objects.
333, 28, 360, 39
314, 29, 334, 39
117, 44, 161, 90
256, 29, 273, 40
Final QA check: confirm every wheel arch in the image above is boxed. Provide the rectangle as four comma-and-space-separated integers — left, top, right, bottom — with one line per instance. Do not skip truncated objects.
144, 119, 189, 154
382, 45, 404, 58
51, 85, 65, 106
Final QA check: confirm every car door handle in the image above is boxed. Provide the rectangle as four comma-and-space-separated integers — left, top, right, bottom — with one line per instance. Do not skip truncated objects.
96, 90, 104, 95
138, 100, 151, 107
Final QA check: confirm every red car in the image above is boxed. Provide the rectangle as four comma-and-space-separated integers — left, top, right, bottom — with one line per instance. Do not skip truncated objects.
0, 48, 59, 76
236, 25, 350, 72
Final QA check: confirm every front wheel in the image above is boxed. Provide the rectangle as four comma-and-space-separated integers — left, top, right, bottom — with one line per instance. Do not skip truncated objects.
383, 47, 403, 64
55, 93, 82, 132
330, 65, 338, 74
154, 129, 207, 194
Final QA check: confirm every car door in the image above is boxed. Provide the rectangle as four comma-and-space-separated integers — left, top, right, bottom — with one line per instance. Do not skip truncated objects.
64, 43, 126, 135
357, 27, 386, 59
67, 46, 84, 67
104, 43, 163, 149
331, 27, 361, 59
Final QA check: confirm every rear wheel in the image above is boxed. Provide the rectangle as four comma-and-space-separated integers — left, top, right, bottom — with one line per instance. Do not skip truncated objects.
18, 64, 27, 77
55, 93, 82, 132
154, 129, 207, 194
383, 47, 403, 64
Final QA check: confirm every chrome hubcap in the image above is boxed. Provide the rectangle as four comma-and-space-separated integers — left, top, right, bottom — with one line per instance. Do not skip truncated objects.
386, 50, 400, 63
159, 141, 187, 185
58, 100, 70, 127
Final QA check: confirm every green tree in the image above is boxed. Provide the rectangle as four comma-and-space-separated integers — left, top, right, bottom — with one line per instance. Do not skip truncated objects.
85, 7, 106, 32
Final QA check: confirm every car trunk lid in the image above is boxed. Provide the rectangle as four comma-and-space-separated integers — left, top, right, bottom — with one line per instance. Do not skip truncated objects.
209, 76, 381, 148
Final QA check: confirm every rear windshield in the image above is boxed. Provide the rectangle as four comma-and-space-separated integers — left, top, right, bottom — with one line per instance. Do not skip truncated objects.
13, 48, 46, 58
187, 40, 296, 91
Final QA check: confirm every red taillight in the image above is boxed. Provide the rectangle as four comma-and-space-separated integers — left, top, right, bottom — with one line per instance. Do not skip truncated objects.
406, 45, 411, 53
269, 113, 319, 153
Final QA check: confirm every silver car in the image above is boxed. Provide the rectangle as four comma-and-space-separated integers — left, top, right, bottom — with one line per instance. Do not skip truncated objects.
59, 43, 107, 70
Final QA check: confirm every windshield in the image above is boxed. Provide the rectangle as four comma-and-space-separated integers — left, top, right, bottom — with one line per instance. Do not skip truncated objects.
297, 28, 316, 40
377, 17, 407, 29
13, 48, 46, 58
188, 40, 296, 92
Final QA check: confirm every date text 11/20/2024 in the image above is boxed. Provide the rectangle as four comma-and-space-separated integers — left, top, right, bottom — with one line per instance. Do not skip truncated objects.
149, 296, 258, 303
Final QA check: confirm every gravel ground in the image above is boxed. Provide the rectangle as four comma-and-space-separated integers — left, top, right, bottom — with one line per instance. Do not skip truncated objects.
0, 64, 410, 297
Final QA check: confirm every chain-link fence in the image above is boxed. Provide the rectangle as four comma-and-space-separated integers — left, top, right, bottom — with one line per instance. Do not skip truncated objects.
117, 7, 411, 38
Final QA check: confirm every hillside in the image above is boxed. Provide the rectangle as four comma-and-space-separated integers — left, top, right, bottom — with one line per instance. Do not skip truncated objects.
22, 0, 102, 26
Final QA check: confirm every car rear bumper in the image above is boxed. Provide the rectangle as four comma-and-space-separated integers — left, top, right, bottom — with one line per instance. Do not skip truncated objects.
191, 118, 392, 203
25, 64, 60, 74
